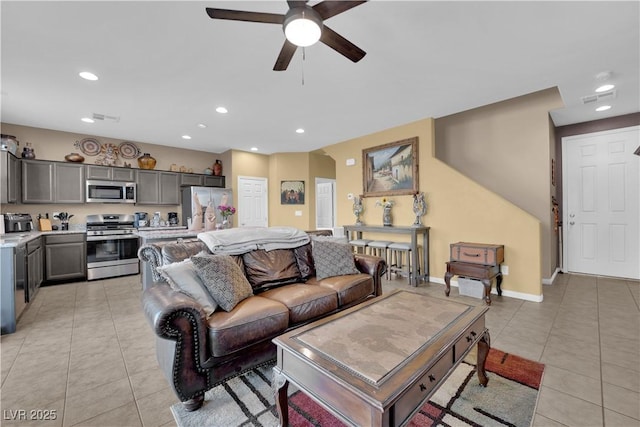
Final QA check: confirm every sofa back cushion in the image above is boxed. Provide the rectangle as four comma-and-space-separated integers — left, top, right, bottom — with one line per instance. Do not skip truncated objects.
293, 243, 315, 280
161, 240, 208, 265
242, 249, 302, 292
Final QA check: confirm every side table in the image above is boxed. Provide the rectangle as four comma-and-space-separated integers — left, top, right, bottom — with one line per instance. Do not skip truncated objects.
444, 261, 502, 305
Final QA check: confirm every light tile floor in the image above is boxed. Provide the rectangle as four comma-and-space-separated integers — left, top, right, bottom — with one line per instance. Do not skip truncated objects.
1, 273, 638, 426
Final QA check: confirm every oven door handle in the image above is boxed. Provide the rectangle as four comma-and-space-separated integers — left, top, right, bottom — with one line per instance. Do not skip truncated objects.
86, 234, 139, 241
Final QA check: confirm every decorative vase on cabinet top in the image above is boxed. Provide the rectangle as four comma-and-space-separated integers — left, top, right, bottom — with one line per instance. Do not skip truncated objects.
213, 159, 223, 176
138, 153, 156, 170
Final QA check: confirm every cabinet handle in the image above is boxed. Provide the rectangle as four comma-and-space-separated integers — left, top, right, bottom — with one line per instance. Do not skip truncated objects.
463, 252, 480, 257
429, 374, 436, 382
470, 331, 477, 337
419, 383, 426, 391
466, 335, 473, 342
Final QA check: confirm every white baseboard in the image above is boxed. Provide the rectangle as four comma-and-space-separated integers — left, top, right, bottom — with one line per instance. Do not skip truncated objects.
429, 277, 544, 303
542, 268, 561, 285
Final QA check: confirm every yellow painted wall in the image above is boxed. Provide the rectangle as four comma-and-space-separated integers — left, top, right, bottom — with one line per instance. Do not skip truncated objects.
324, 118, 543, 300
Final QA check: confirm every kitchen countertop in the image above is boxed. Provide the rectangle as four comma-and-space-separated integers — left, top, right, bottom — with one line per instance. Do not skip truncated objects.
136, 228, 200, 240
0, 229, 86, 247
0, 226, 198, 247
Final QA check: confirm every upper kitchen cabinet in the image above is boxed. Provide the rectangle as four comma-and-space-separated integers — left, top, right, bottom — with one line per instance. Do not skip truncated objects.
22, 160, 84, 204
136, 170, 179, 205
179, 173, 225, 187
86, 165, 136, 181
204, 175, 225, 187
1, 151, 21, 204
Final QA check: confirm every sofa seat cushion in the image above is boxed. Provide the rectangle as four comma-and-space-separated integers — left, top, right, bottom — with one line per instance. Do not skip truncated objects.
260, 284, 338, 324
206, 296, 289, 357
306, 274, 374, 307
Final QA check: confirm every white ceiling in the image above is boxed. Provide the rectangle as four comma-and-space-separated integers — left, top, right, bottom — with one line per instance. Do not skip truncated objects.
1, 1, 638, 155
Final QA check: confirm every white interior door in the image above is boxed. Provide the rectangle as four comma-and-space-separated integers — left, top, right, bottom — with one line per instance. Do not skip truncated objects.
315, 179, 335, 229
237, 176, 268, 227
563, 126, 639, 279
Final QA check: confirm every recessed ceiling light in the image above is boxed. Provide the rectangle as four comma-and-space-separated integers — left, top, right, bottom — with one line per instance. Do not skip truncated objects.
79, 71, 98, 81
81, 117, 94, 123
182, 135, 192, 140
595, 105, 611, 112
250, 147, 258, 151
296, 128, 305, 134
595, 84, 615, 92
197, 123, 207, 128
216, 107, 228, 114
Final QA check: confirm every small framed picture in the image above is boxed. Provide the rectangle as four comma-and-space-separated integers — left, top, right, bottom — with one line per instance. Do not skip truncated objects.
281, 180, 305, 204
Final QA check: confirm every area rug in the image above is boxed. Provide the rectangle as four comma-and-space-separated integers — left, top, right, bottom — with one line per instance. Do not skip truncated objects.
171, 348, 544, 427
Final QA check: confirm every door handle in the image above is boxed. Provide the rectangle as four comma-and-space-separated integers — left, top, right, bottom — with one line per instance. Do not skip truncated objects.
569, 221, 575, 225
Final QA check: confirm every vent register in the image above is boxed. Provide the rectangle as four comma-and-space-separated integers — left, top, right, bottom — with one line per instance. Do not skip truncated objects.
581, 89, 617, 105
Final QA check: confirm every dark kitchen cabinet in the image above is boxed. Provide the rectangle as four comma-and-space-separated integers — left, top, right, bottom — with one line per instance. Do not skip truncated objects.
26, 237, 43, 302
22, 160, 54, 203
86, 165, 135, 181
54, 163, 85, 203
0, 151, 21, 204
44, 234, 86, 282
204, 175, 225, 187
22, 160, 84, 204
136, 170, 179, 205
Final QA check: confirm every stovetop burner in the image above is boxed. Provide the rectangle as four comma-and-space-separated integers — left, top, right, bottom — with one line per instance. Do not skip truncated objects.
86, 214, 136, 236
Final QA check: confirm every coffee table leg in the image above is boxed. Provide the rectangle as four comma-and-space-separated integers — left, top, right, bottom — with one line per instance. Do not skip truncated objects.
273, 368, 289, 427
477, 330, 491, 387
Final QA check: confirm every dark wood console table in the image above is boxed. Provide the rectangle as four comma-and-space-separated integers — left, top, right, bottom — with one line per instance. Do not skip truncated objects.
343, 225, 430, 286
444, 261, 502, 305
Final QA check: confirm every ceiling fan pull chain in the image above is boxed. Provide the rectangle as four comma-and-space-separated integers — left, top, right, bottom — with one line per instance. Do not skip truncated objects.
301, 47, 306, 86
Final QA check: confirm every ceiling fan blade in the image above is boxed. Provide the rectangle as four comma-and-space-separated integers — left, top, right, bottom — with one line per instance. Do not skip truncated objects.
273, 40, 298, 71
320, 26, 366, 63
313, 1, 367, 20
205, 8, 284, 24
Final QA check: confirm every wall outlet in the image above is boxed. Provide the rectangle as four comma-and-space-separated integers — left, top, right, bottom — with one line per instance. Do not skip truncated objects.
502, 265, 509, 275
295, 210, 302, 217
346, 158, 356, 166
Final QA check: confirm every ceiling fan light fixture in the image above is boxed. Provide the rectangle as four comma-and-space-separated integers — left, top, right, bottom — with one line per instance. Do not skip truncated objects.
284, 8, 322, 47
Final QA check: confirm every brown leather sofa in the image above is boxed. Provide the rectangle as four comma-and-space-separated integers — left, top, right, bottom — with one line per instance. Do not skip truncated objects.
138, 232, 385, 411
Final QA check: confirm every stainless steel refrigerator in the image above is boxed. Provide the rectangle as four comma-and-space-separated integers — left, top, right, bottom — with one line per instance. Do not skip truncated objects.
181, 186, 233, 228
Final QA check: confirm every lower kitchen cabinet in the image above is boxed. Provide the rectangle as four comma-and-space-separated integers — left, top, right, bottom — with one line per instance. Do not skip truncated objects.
44, 234, 87, 282
26, 237, 43, 302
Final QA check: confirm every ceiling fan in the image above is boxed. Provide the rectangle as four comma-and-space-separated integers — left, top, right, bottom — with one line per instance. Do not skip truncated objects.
205, 1, 367, 71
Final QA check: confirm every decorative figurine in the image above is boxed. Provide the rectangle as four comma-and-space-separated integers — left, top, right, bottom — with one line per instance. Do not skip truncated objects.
412, 192, 427, 226
352, 195, 364, 225
205, 200, 216, 231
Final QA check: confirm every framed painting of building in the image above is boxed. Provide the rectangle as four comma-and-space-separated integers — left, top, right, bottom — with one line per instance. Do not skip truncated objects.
280, 180, 305, 204
362, 137, 419, 197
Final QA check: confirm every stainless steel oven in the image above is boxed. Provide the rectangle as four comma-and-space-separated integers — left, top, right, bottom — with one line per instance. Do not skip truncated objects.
86, 214, 139, 280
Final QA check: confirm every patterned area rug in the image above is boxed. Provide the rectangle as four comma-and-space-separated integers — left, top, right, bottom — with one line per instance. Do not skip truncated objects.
171, 348, 544, 427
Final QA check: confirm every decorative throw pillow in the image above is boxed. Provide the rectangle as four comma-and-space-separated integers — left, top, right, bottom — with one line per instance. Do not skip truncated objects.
311, 239, 360, 280
191, 254, 253, 312
156, 259, 218, 316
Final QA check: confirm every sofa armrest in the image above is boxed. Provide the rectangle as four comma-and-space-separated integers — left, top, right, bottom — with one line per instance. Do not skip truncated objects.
141, 284, 210, 403
138, 243, 165, 283
354, 254, 386, 296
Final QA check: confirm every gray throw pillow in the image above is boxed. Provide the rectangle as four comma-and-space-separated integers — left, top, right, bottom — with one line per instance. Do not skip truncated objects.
157, 259, 218, 316
191, 254, 253, 312
311, 239, 360, 280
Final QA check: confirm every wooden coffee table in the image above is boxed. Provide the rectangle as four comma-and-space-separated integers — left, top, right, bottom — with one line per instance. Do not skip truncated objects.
273, 290, 490, 427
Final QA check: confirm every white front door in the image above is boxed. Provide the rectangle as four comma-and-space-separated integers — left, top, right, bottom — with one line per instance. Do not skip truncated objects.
563, 126, 640, 279
315, 179, 335, 229
237, 176, 268, 227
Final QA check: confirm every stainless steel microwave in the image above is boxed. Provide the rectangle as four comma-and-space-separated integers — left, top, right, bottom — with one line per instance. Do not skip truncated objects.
86, 180, 136, 204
